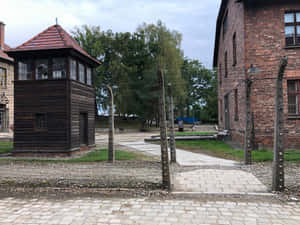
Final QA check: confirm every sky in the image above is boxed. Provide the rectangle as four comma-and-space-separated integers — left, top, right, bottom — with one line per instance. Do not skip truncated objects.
2, 0, 221, 69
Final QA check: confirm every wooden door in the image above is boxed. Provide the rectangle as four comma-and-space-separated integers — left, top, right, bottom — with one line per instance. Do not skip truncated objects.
224, 94, 230, 130
80, 113, 88, 145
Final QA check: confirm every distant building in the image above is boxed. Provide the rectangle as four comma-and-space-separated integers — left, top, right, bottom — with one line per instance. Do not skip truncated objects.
214, 0, 300, 149
7, 24, 101, 156
0, 22, 13, 132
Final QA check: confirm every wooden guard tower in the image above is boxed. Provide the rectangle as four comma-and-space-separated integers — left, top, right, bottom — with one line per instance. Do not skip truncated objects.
7, 24, 100, 156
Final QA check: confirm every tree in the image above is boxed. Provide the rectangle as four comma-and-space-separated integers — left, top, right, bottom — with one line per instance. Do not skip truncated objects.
72, 21, 186, 125
180, 58, 218, 122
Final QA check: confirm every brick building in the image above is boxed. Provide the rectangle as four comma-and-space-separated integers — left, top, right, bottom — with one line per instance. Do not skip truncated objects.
0, 22, 13, 132
214, 0, 300, 149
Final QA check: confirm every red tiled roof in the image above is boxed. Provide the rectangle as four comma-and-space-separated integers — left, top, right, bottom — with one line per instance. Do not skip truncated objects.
0, 44, 13, 62
8, 25, 100, 65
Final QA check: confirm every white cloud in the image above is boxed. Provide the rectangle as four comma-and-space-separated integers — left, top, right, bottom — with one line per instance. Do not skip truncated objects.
2, 0, 221, 68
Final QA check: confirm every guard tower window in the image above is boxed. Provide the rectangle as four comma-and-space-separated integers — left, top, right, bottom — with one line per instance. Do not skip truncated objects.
70, 59, 77, 80
87, 67, 92, 85
35, 113, 47, 130
18, 60, 32, 80
36, 59, 48, 80
52, 58, 66, 79
79, 63, 85, 83
0, 68, 6, 88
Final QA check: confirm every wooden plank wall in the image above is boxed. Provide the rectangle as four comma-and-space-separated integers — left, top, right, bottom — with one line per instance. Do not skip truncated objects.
70, 80, 95, 149
14, 80, 70, 152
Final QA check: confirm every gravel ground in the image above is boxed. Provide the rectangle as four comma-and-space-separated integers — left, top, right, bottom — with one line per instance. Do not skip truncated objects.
0, 160, 162, 190
240, 162, 300, 199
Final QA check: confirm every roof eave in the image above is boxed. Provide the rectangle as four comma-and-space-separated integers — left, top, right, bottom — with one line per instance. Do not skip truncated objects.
213, 0, 244, 68
7, 47, 101, 67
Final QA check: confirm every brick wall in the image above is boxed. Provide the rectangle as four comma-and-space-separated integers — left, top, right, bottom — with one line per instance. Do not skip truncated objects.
217, 0, 300, 149
217, 0, 247, 146
244, 1, 300, 149
0, 60, 13, 132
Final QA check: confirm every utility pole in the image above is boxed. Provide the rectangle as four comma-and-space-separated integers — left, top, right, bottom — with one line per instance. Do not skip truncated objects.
158, 68, 171, 190
244, 77, 253, 165
107, 85, 115, 163
272, 56, 288, 192
168, 83, 176, 163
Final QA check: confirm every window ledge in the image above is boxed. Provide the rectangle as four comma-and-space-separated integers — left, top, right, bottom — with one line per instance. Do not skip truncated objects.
288, 115, 300, 120
284, 45, 300, 50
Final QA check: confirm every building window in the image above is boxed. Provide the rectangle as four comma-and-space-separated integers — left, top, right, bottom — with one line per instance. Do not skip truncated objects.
70, 59, 77, 80
35, 113, 47, 130
87, 67, 92, 85
52, 58, 66, 79
36, 59, 48, 80
79, 63, 85, 83
18, 60, 32, 80
224, 51, 228, 78
223, 11, 228, 38
219, 63, 222, 85
220, 99, 223, 122
234, 89, 239, 121
0, 68, 6, 88
232, 32, 237, 66
287, 80, 300, 115
284, 12, 300, 46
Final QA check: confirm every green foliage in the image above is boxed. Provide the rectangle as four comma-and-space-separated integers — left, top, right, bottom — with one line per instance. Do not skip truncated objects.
174, 131, 217, 136
179, 59, 218, 122
0, 149, 151, 162
67, 150, 142, 162
72, 21, 184, 123
72, 22, 216, 124
0, 142, 13, 153
176, 140, 300, 162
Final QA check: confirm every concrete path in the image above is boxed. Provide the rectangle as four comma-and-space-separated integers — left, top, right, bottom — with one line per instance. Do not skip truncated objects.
1, 197, 300, 225
119, 141, 237, 167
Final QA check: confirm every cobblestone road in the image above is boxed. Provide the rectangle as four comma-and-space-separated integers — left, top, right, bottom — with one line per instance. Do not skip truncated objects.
0, 197, 299, 225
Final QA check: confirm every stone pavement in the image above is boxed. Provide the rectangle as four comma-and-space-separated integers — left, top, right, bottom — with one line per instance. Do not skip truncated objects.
0, 197, 300, 225
173, 169, 268, 194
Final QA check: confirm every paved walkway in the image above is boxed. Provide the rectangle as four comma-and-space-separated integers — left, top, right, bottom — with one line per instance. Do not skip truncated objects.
96, 133, 269, 195
119, 141, 237, 167
119, 141, 268, 194
173, 169, 268, 194
0, 197, 299, 225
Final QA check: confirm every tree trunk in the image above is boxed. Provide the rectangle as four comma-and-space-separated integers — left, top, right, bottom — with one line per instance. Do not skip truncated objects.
158, 68, 171, 191
168, 84, 176, 163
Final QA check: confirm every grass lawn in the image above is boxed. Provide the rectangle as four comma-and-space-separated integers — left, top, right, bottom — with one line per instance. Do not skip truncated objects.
0, 141, 152, 162
176, 140, 300, 162
0, 142, 13, 154
174, 131, 216, 136
66, 150, 149, 162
